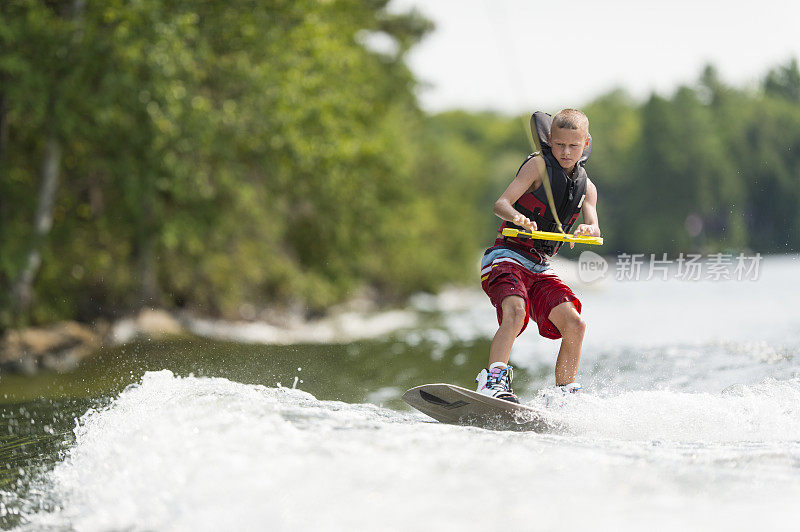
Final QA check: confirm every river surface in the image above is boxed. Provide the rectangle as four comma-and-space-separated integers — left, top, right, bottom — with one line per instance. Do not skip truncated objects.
1, 255, 799, 531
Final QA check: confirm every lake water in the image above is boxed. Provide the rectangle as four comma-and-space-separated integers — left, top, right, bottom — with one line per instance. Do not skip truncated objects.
1, 255, 799, 531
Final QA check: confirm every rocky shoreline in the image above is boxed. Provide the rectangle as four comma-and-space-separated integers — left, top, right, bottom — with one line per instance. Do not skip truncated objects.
0, 305, 421, 376
0, 309, 178, 375
1, 320, 104, 375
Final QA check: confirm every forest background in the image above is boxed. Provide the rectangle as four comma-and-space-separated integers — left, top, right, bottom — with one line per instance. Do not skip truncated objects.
1, 0, 799, 332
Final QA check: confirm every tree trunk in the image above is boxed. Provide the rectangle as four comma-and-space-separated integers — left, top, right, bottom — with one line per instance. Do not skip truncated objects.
0, 82, 7, 243
0, 83, 7, 165
0, 83, 8, 332
9, 0, 86, 325
11, 135, 62, 323
138, 190, 159, 306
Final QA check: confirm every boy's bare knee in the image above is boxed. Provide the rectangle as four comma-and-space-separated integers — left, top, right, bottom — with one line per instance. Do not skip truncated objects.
501, 297, 526, 332
561, 313, 586, 337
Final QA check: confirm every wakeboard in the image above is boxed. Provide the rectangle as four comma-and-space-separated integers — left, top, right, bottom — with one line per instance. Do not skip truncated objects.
402, 383, 552, 432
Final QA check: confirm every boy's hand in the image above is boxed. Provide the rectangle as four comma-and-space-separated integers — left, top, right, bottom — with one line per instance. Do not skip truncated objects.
570, 224, 601, 248
512, 214, 537, 232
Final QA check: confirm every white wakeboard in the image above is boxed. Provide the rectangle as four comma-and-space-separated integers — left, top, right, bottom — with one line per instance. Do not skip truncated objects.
402, 383, 552, 432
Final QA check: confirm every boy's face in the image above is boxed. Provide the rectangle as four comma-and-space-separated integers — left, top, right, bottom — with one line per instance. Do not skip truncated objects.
549, 126, 590, 171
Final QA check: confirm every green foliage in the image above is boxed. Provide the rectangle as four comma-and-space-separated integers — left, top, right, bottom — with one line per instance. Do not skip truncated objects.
1, 2, 798, 329
0, 0, 460, 326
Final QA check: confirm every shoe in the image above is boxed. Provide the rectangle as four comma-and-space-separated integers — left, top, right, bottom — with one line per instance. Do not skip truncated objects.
475, 362, 519, 403
539, 382, 582, 408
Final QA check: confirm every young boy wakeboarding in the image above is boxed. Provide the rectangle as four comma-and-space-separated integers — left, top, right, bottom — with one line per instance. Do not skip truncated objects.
476, 109, 601, 403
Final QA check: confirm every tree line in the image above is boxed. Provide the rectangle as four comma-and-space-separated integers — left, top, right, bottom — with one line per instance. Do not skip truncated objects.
1, 1, 798, 330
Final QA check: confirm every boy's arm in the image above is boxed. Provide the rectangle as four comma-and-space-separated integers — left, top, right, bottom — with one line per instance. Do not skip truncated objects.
570, 179, 600, 249
493, 156, 544, 232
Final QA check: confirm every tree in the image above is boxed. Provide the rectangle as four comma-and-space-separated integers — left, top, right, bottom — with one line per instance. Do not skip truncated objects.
764, 58, 800, 103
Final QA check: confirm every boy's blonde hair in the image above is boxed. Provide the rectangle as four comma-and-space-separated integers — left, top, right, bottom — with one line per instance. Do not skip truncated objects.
552, 109, 589, 134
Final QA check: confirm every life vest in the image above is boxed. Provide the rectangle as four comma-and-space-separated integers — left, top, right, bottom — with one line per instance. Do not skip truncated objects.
493, 111, 591, 259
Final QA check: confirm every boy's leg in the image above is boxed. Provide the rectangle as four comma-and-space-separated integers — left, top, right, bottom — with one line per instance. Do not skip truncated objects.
548, 301, 586, 385
488, 295, 527, 366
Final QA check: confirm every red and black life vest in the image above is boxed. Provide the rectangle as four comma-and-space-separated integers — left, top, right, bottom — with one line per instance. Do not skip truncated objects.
493, 111, 591, 259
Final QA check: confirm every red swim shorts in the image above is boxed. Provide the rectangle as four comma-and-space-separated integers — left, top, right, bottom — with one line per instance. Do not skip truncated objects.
481, 261, 581, 339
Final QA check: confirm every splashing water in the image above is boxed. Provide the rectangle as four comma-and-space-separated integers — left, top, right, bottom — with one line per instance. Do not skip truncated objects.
1, 370, 798, 531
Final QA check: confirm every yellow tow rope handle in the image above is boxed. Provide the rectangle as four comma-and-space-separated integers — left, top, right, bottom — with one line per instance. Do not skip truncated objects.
502, 227, 603, 246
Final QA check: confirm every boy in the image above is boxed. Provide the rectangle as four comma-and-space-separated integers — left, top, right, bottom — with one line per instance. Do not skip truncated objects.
476, 109, 601, 403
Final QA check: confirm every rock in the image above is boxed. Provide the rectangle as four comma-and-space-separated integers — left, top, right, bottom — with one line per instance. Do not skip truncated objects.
109, 308, 185, 345
137, 308, 183, 337
0, 321, 102, 374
